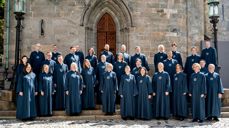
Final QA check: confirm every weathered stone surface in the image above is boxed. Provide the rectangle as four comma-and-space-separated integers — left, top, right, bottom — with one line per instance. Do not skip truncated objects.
0, 101, 15, 110
0, 90, 15, 101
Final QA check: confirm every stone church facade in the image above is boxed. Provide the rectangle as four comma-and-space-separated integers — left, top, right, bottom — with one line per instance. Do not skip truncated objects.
3, 0, 229, 73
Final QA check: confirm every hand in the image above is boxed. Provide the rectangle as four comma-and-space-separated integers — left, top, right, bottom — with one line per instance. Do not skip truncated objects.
54, 84, 57, 87
148, 95, 152, 99
120, 95, 123, 98
165, 92, 169, 96
41, 91, 44, 96
183, 93, 186, 95
80, 90, 82, 95
19, 92, 23, 96
153, 93, 156, 96
218, 93, 223, 99
35, 92, 38, 96
101, 91, 104, 93
189, 93, 192, 97
201, 94, 205, 98
83, 85, 86, 88
66, 91, 69, 95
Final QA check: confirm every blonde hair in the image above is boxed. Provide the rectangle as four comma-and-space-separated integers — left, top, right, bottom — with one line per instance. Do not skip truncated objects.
192, 63, 201, 70
106, 63, 113, 71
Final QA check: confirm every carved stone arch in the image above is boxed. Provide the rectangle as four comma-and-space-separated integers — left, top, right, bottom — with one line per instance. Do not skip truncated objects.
81, 0, 133, 54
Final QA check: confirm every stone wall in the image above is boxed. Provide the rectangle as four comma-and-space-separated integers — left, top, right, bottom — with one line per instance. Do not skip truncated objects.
4, 0, 206, 73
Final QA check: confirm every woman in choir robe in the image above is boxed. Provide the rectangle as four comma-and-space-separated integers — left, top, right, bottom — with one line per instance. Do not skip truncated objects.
81, 59, 96, 109
154, 45, 167, 72
206, 64, 224, 121
114, 53, 127, 104
200, 59, 208, 74
16, 56, 28, 90
16, 63, 37, 120
39, 64, 53, 116
189, 63, 206, 123
173, 64, 188, 121
65, 62, 83, 115
131, 59, 142, 77
85, 48, 98, 69
100, 63, 118, 115
119, 66, 137, 120
53, 55, 68, 110
136, 67, 153, 120
152, 62, 171, 120
95, 55, 108, 104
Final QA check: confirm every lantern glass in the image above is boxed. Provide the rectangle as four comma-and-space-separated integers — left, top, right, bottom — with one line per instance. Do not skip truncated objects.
209, 4, 214, 17
14, 0, 26, 14
214, 5, 219, 16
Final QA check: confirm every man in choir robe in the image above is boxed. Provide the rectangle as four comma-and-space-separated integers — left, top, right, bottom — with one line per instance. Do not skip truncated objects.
152, 62, 171, 120
173, 64, 188, 120
51, 44, 61, 62
130, 46, 150, 71
171, 42, 183, 67
75, 45, 85, 67
184, 46, 201, 81
64, 46, 82, 72
42, 52, 56, 75
95, 55, 108, 104
100, 63, 118, 115
201, 38, 217, 67
118, 44, 130, 65
29, 43, 45, 76
85, 47, 98, 69
189, 63, 206, 123
53, 55, 68, 110
200, 59, 208, 74
119, 66, 138, 120
206, 64, 224, 121
163, 51, 178, 114
65, 63, 83, 115
100, 44, 115, 64
39, 65, 53, 116
154, 45, 167, 72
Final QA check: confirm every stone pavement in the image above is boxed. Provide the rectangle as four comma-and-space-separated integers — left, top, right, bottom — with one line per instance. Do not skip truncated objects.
0, 118, 229, 128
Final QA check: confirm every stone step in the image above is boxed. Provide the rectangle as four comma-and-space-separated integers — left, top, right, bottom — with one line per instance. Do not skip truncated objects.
222, 106, 229, 112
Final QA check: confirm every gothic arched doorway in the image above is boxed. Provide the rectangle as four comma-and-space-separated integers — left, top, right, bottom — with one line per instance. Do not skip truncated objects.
97, 13, 116, 56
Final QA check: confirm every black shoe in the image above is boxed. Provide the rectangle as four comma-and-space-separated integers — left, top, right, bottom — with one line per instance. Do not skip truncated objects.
180, 117, 184, 121
213, 117, 219, 121
192, 119, 197, 122
129, 117, 135, 120
207, 117, 212, 121
163, 117, 168, 120
198, 120, 204, 123
122, 117, 127, 120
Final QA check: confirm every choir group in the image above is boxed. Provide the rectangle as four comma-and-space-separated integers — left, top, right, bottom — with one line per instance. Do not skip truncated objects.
15, 39, 224, 123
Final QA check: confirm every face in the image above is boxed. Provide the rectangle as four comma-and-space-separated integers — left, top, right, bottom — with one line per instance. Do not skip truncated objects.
101, 56, 106, 62
158, 63, 164, 72
167, 51, 173, 59
117, 54, 123, 61
176, 65, 181, 73
191, 48, 197, 55
136, 60, 141, 67
200, 60, 206, 68
172, 45, 177, 51
35, 44, 41, 51
71, 47, 76, 53
106, 65, 112, 72
135, 47, 141, 53
140, 68, 146, 76
58, 56, 63, 64
44, 65, 49, 73
158, 46, 164, 52
208, 65, 215, 73
71, 64, 77, 71
205, 41, 211, 48
46, 53, 52, 60
89, 48, 94, 55
85, 60, 90, 67
125, 66, 131, 74
53, 45, 57, 51
121, 45, 126, 52
193, 65, 200, 72
75, 45, 80, 51
22, 57, 28, 64
26, 65, 32, 73
104, 45, 109, 51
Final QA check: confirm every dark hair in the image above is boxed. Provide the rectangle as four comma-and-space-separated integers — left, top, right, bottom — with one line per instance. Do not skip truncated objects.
176, 64, 183, 70
20, 55, 28, 65
139, 67, 148, 76
171, 42, 177, 47
42, 64, 49, 73
135, 58, 142, 63
83, 59, 91, 69
23, 63, 32, 74
117, 53, 124, 62
88, 48, 95, 55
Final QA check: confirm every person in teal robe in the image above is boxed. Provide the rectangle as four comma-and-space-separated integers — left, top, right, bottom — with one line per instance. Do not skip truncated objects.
152, 62, 171, 120
119, 66, 137, 120
154, 45, 167, 72
81, 59, 96, 109
38, 65, 53, 116
173, 64, 188, 120
100, 63, 118, 115
53, 55, 68, 110
85, 48, 98, 69
206, 64, 224, 121
16, 63, 37, 120
189, 63, 206, 123
136, 67, 153, 120
65, 62, 83, 115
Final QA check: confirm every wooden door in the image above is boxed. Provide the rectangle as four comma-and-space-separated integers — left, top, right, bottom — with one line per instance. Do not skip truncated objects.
97, 13, 116, 56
